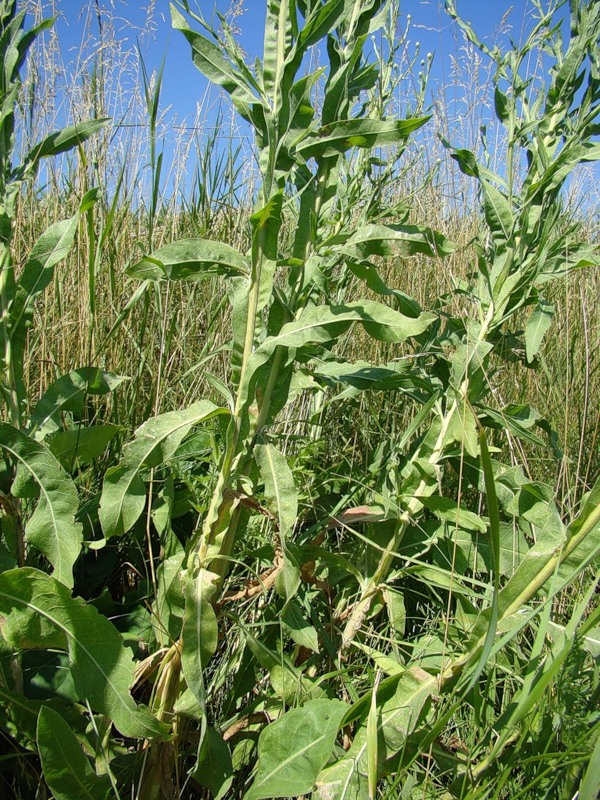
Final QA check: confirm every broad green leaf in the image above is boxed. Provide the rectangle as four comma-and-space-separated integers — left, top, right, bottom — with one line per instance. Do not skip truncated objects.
350, 641, 402, 676
315, 668, 437, 799
446, 402, 479, 457
47, 424, 121, 469
525, 300, 554, 363
314, 728, 369, 800
297, 0, 347, 51
171, 5, 261, 122
481, 179, 513, 246
8, 217, 79, 384
556, 477, 600, 585
313, 360, 421, 393
99, 400, 227, 538
153, 552, 186, 646
251, 191, 284, 312
297, 118, 429, 159
192, 726, 233, 800
30, 367, 126, 438
383, 587, 406, 638
20, 119, 109, 175
0, 683, 43, 746
332, 223, 457, 261
0, 568, 165, 738
127, 238, 249, 281
453, 522, 528, 577
37, 706, 111, 800
0, 423, 82, 587
246, 699, 348, 800
180, 569, 219, 706
248, 302, 434, 379
254, 443, 297, 536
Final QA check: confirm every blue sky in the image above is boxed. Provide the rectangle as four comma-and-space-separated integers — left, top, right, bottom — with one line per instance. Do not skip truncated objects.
40, 1, 585, 206
52, 1, 559, 126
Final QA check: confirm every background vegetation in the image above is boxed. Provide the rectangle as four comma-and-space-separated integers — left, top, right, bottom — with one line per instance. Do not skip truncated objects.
0, 0, 599, 798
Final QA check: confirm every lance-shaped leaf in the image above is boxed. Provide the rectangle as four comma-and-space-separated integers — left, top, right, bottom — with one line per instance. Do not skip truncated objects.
297, 118, 429, 159
30, 367, 126, 438
0, 423, 82, 588
246, 699, 348, 800
256, 301, 434, 355
239, 302, 434, 411
331, 223, 457, 261
0, 568, 166, 739
37, 706, 112, 800
171, 5, 262, 122
99, 400, 228, 538
47, 424, 122, 470
525, 300, 554, 363
255, 442, 301, 600
8, 217, 79, 383
314, 727, 369, 800
17, 119, 110, 178
126, 238, 249, 281
180, 569, 219, 706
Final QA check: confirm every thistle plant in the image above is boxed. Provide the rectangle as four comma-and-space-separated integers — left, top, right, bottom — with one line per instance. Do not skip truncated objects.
0, 1, 599, 798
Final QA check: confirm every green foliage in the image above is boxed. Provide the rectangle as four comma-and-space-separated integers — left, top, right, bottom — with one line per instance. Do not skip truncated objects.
1, 0, 599, 797
0, 568, 166, 738
36, 706, 112, 800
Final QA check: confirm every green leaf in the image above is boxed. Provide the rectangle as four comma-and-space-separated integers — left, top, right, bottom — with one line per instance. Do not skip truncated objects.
419, 495, 487, 533
192, 726, 233, 800
20, 119, 109, 175
332, 223, 457, 261
481, 180, 513, 247
47, 424, 121, 469
0, 423, 82, 587
0, 568, 166, 739
37, 706, 112, 800
171, 5, 261, 122
282, 599, 319, 652
383, 588, 406, 638
254, 443, 297, 537
251, 301, 434, 367
446, 402, 479, 457
313, 729, 369, 800
8, 217, 79, 385
579, 722, 600, 800
99, 400, 227, 538
180, 569, 219, 706
127, 238, 249, 281
297, 118, 429, 159
315, 668, 437, 799
255, 442, 300, 600
153, 552, 186, 646
525, 300, 554, 363
30, 367, 126, 438
246, 699, 348, 800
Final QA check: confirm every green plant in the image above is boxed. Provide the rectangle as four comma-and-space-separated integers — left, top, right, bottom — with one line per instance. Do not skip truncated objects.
1, 1, 599, 798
